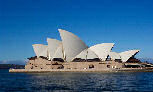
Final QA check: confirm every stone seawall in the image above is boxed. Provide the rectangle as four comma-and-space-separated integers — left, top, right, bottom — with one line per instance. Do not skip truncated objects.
9, 69, 111, 73
9, 68, 153, 73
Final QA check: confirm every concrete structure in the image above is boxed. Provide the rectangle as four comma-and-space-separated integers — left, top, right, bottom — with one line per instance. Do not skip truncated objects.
119, 50, 140, 62
89, 43, 114, 61
74, 48, 98, 59
31, 29, 140, 63
25, 58, 63, 69
11, 29, 151, 73
52, 44, 64, 59
109, 52, 121, 60
47, 38, 62, 60
32, 44, 48, 57
63, 61, 123, 70
25, 57, 124, 70
58, 29, 88, 62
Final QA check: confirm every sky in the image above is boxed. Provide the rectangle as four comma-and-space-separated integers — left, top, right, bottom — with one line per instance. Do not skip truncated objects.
0, 0, 153, 64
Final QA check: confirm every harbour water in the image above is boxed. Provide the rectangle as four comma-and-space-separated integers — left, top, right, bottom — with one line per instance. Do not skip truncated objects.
1, 69, 153, 91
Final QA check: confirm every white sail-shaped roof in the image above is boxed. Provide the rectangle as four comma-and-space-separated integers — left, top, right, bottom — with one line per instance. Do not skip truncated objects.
109, 52, 121, 60
47, 38, 61, 60
58, 29, 88, 62
32, 44, 48, 57
119, 50, 140, 62
74, 49, 98, 59
89, 43, 114, 61
52, 44, 64, 59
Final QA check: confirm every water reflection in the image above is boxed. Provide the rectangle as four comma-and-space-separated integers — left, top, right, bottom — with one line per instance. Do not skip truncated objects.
27, 72, 153, 91
1, 70, 153, 91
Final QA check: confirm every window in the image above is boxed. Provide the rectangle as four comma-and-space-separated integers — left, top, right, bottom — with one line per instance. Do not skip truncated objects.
107, 65, 110, 68
46, 64, 51, 65
99, 63, 105, 64
89, 64, 94, 69
52, 62, 59, 65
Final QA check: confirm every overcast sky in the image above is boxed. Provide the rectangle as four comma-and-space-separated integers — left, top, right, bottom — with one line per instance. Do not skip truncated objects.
0, 0, 153, 64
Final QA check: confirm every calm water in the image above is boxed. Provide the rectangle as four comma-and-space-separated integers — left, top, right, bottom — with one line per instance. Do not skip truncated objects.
0, 69, 153, 92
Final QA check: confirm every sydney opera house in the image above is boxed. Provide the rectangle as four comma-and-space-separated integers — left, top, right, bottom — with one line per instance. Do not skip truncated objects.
22, 29, 146, 71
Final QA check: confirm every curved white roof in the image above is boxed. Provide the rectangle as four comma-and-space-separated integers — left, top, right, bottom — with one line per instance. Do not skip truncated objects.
58, 29, 88, 62
89, 43, 114, 61
47, 38, 61, 60
52, 44, 64, 59
119, 50, 140, 62
74, 48, 98, 59
32, 44, 48, 57
109, 52, 121, 60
